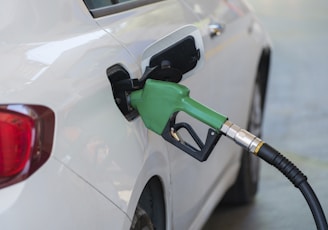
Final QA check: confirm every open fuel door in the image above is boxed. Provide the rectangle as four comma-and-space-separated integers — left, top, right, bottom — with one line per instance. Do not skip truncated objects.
108, 25, 204, 121
140, 25, 204, 81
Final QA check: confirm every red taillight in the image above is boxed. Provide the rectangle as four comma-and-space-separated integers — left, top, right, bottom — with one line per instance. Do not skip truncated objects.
0, 110, 34, 177
0, 105, 55, 189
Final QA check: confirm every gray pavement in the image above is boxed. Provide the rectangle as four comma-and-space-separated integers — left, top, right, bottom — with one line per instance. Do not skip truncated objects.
203, 0, 328, 229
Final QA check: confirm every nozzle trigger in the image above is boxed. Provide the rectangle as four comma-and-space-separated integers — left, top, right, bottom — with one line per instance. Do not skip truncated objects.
162, 115, 221, 162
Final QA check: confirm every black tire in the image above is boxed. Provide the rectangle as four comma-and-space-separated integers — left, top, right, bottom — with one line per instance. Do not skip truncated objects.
130, 206, 154, 230
221, 66, 267, 205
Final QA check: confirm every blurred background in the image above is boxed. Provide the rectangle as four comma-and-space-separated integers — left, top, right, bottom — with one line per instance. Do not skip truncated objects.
203, 0, 328, 229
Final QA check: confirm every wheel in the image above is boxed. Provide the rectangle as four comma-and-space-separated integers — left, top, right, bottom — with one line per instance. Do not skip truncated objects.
221, 72, 266, 205
130, 206, 154, 230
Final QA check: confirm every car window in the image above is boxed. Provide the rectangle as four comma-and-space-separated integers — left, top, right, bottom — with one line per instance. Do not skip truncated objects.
83, 0, 131, 9
83, 0, 164, 18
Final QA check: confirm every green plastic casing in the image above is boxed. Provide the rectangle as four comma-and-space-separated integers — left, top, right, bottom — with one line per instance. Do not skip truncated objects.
130, 79, 228, 135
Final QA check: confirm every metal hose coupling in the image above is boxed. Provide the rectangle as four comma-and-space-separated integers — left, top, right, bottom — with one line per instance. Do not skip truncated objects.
220, 120, 263, 155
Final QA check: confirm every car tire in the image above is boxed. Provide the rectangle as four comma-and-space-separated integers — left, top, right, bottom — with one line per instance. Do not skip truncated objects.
221, 69, 266, 205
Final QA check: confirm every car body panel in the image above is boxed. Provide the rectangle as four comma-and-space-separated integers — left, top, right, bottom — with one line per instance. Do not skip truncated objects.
0, 0, 270, 229
0, 158, 130, 229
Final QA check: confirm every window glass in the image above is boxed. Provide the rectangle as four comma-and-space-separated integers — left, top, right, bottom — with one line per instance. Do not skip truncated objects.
84, 0, 135, 10
84, 0, 163, 17
84, 0, 112, 9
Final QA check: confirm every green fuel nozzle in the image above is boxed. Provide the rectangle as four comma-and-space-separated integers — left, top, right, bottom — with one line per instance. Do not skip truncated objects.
128, 78, 262, 161
130, 79, 228, 134
130, 79, 228, 161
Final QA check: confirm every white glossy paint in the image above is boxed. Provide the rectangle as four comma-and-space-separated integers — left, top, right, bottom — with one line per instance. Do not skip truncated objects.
1, 159, 130, 229
0, 0, 270, 229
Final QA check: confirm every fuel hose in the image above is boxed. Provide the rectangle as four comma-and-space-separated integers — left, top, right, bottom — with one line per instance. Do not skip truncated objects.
221, 120, 328, 230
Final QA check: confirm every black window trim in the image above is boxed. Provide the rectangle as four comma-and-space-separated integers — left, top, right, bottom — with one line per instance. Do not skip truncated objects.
89, 0, 165, 18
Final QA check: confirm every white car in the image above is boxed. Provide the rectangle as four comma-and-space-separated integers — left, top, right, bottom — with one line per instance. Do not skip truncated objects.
0, 0, 270, 229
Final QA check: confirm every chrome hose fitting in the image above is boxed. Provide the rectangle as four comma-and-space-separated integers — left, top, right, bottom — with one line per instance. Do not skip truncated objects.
220, 120, 263, 154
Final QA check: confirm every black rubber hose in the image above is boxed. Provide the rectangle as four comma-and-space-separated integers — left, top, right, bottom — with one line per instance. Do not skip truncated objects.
257, 143, 328, 230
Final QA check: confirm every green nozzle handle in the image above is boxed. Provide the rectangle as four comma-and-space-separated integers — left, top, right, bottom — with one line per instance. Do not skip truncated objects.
130, 79, 228, 135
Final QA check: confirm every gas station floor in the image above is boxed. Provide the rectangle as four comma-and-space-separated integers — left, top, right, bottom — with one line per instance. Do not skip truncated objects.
203, 0, 328, 229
